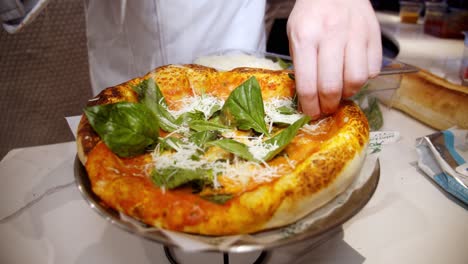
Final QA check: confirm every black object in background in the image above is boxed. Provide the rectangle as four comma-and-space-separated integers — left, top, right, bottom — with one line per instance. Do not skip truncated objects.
371, 0, 401, 12
266, 18, 290, 56
266, 18, 400, 60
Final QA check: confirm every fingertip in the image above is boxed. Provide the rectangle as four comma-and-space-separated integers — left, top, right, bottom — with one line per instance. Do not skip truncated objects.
321, 97, 341, 115
318, 82, 342, 114
302, 106, 321, 120
342, 89, 355, 99
297, 91, 321, 119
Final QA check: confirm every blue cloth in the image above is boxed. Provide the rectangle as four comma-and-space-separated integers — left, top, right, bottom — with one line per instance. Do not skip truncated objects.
434, 173, 468, 205
437, 131, 468, 204
416, 129, 468, 207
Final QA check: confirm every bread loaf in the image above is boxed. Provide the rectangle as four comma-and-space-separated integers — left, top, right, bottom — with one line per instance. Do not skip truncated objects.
375, 69, 468, 130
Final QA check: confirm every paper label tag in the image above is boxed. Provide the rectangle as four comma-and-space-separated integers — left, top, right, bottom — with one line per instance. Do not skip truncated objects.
370, 131, 400, 145
368, 131, 400, 153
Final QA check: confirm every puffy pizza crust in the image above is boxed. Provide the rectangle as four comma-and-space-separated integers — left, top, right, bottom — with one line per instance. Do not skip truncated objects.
77, 64, 369, 235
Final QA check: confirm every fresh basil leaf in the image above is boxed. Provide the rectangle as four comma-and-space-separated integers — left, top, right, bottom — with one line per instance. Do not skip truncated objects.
201, 194, 233, 205
190, 180, 206, 193
140, 78, 178, 132
277, 105, 296, 115
131, 79, 149, 99
206, 104, 222, 119
209, 114, 221, 123
189, 120, 230, 132
189, 131, 218, 147
175, 111, 205, 126
221, 77, 269, 135
350, 84, 369, 106
151, 167, 213, 189
292, 93, 298, 109
207, 139, 255, 161
158, 137, 184, 152
143, 78, 168, 105
350, 84, 382, 131
160, 137, 204, 160
262, 115, 311, 161
276, 58, 293, 69
85, 102, 159, 157
363, 96, 383, 131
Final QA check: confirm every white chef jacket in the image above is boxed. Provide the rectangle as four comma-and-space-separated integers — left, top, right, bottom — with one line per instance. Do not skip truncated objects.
1, 0, 267, 95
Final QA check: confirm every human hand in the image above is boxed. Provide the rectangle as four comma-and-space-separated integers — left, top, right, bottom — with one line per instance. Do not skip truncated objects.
287, 0, 382, 119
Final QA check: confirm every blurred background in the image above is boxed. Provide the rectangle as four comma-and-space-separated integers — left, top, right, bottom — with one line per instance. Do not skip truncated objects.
0, 1, 92, 159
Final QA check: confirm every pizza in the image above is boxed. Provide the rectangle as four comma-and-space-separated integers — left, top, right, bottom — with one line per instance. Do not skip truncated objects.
77, 64, 369, 235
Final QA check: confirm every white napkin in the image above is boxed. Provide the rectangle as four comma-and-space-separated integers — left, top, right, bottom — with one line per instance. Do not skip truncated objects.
65, 115, 82, 139
0, 116, 82, 222
0, 142, 76, 221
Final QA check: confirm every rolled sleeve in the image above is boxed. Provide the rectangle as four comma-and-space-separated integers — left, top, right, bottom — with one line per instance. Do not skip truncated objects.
1, 0, 51, 34
0, 0, 25, 21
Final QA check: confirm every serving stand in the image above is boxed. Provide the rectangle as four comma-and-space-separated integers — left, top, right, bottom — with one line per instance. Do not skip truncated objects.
74, 158, 379, 264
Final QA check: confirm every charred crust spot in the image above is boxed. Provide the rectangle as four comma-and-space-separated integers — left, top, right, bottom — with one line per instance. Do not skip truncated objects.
87, 85, 138, 108
132, 204, 144, 219
78, 116, 101, 155
110, 87, 124, 99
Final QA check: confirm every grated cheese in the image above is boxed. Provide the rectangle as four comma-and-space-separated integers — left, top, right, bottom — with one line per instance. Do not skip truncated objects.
150, 95, 301, 189
264, 97, 303, 125
151, 140, 282, 189
246, 137, 278, 162
168, 94, 223, 120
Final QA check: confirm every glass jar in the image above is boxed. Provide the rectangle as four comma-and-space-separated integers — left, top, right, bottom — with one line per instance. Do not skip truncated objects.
424, 1, 447, 36
446, 8, 468, 38
400, 1, 424, 23
424, 1, 468, 38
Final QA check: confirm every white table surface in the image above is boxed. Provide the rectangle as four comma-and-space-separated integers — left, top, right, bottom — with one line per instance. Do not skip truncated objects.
1, 12, 467, 264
